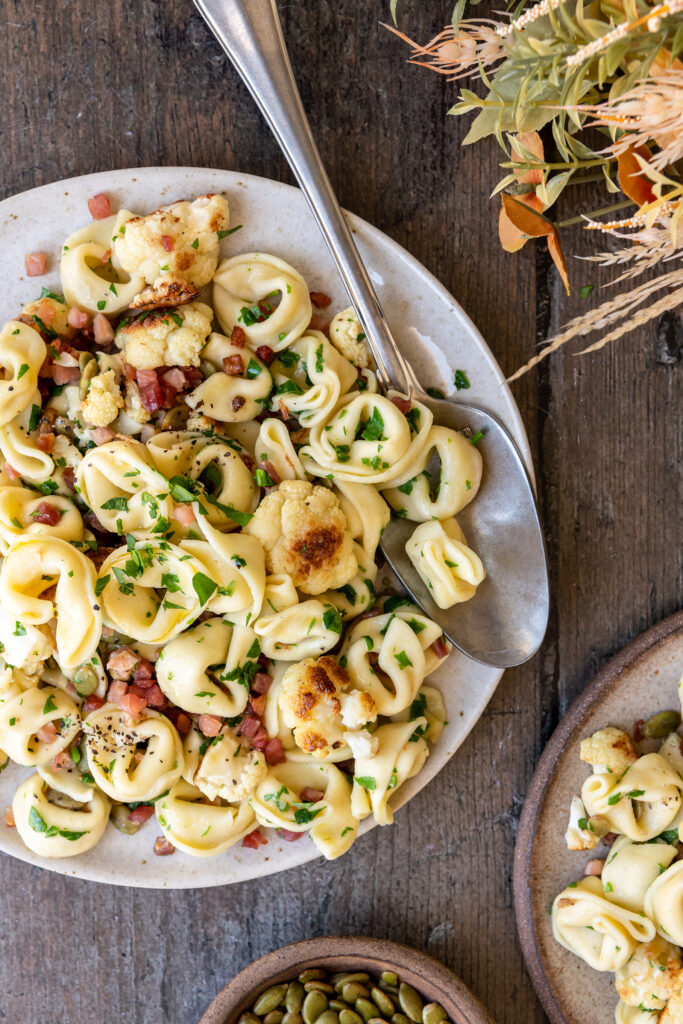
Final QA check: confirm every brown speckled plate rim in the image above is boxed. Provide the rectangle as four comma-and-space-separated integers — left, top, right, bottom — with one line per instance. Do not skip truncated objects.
199, 936, 497, 1024
513, 609, 683, 1024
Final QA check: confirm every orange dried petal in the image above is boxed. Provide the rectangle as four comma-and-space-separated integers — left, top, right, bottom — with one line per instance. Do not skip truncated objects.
511, 131, 544, 185
617, 145, 656, 207
548, 229, 570, 296
499, 193, 544, 251
501, 193, 553, 238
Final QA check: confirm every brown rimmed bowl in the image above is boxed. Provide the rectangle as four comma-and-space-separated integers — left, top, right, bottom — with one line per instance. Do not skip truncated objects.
199, 936, 497, 1024
513, 610, 683, 1024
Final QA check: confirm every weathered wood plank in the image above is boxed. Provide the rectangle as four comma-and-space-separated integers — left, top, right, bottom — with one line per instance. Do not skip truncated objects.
0, 2, 678, 1023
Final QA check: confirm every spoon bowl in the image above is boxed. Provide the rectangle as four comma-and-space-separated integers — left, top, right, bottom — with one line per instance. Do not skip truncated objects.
193, 0, 550, 667
381, 391, 548, 667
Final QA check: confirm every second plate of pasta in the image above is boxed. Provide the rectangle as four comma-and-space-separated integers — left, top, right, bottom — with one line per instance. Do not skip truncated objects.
0, 166, 531, 887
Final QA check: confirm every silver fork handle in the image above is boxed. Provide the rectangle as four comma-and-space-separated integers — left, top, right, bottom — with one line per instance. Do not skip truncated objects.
193, 0, 413, 395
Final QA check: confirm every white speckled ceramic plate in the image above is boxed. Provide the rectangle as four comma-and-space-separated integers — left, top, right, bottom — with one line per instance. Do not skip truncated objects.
0, 166, 532, 887
514, 611, 683, 1024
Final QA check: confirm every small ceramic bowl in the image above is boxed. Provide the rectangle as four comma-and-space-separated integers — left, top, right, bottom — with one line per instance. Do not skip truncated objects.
199, 936, 496, 1024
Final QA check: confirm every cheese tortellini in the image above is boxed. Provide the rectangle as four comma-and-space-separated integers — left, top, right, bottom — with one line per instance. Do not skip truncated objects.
60, 209, 144, 315
302, 393, 433, 485
76, 439, 172, 538
0, 321, 46, 428
552, 876, 656, 972
13, 772, 110, 858
382, 425, 482, 521
0, 194, 464, 869
406, 518, 485, 609
213, 252, 311, 351
84, 705, 183, 802
186, 334, 274, 422
0, 536, 101, 672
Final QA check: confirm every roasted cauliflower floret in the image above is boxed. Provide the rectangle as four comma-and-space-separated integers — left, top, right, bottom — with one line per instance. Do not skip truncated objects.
193, 732, 267, 803
245, 479, 357, 595
329, 306, 374, 370
616, 938, 682, 1011
565, 794, 599, 851
80, 368, 124, 427
339, 689, 377, 730
279, 656, 353, 758
114, 194, 229, 288
343, 728, 379, 761
115, 301, 213, 369
580, 727, 638, 775
129, 276, 200, 312
660, 986, 683, 1024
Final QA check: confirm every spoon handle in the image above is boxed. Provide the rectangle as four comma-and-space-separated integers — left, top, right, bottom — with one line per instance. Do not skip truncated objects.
193, 0, 413, 394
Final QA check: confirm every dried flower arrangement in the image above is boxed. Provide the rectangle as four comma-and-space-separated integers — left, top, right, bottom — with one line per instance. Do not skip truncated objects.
387, 0, 683, 378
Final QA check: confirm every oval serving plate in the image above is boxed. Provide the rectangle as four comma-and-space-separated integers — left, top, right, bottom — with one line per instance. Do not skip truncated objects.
0, 166, 532, 887
199, 935, 496, 1024
514, 610, 683, 1024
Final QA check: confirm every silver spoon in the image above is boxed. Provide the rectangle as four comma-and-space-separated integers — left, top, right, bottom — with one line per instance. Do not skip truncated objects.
193, 0, 549, 668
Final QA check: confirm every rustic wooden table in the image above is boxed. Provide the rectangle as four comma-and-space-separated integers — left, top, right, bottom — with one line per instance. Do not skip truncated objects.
0, 2, 679, 1023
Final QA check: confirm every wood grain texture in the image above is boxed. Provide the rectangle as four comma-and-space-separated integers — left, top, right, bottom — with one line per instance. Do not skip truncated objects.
0, 2, 679, 1023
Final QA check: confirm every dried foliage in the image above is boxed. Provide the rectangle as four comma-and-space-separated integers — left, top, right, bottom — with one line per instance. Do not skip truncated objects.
387, 0, 683, 375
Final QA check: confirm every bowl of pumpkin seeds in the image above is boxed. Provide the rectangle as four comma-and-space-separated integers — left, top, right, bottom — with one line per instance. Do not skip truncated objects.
199, 937, 496, 1024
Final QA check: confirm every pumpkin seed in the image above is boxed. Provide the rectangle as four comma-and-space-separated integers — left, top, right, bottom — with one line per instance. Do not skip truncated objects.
73, 664, 99, 697
46, 787, 83, 811
78, 352, 98, 401
371, 989, 395, 1017
398, 984, 423, 1023
316, 1013, 339, 1024
283, 1014, 303, 1024
109, 804, 139, 835
339, 1011, 364, 1024
342, 984, 369, 1003
644, 710, 681, 739
239, 1015, 262, 1024
378, 983, 398, 996
329, 1001, 351, 1012
264, 1012, 284, 1024
381, 974, 398, 988
303, 991, 329, 1024
305, 983, 334, 995
392, 1015, 411, 1024
355, 999, 377, 1023
300, 970, 328, 984
368, 1018, 389, 1024
335, 975, 370, 992
286, 984, 305, 1013
254, 986, 288, 1015
422, 1004, 447, 1024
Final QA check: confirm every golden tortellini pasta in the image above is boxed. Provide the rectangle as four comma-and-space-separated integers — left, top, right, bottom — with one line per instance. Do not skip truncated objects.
381, 425, 482, 522
155, 779, 255, 857
13, 772, 110, 858
0, 321, 46, 428
302, 393, 433, 485
0, 536, 101, 672
76, 438, 173, 538
552, 876, 655, 972
84, 705, 183, 803
406, 518, 485, 609
186, 334, 274, 422
96, 541, 218, 644
269, 331, 358, 426
60, 209, 144, 315
212, 252, 311, 352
